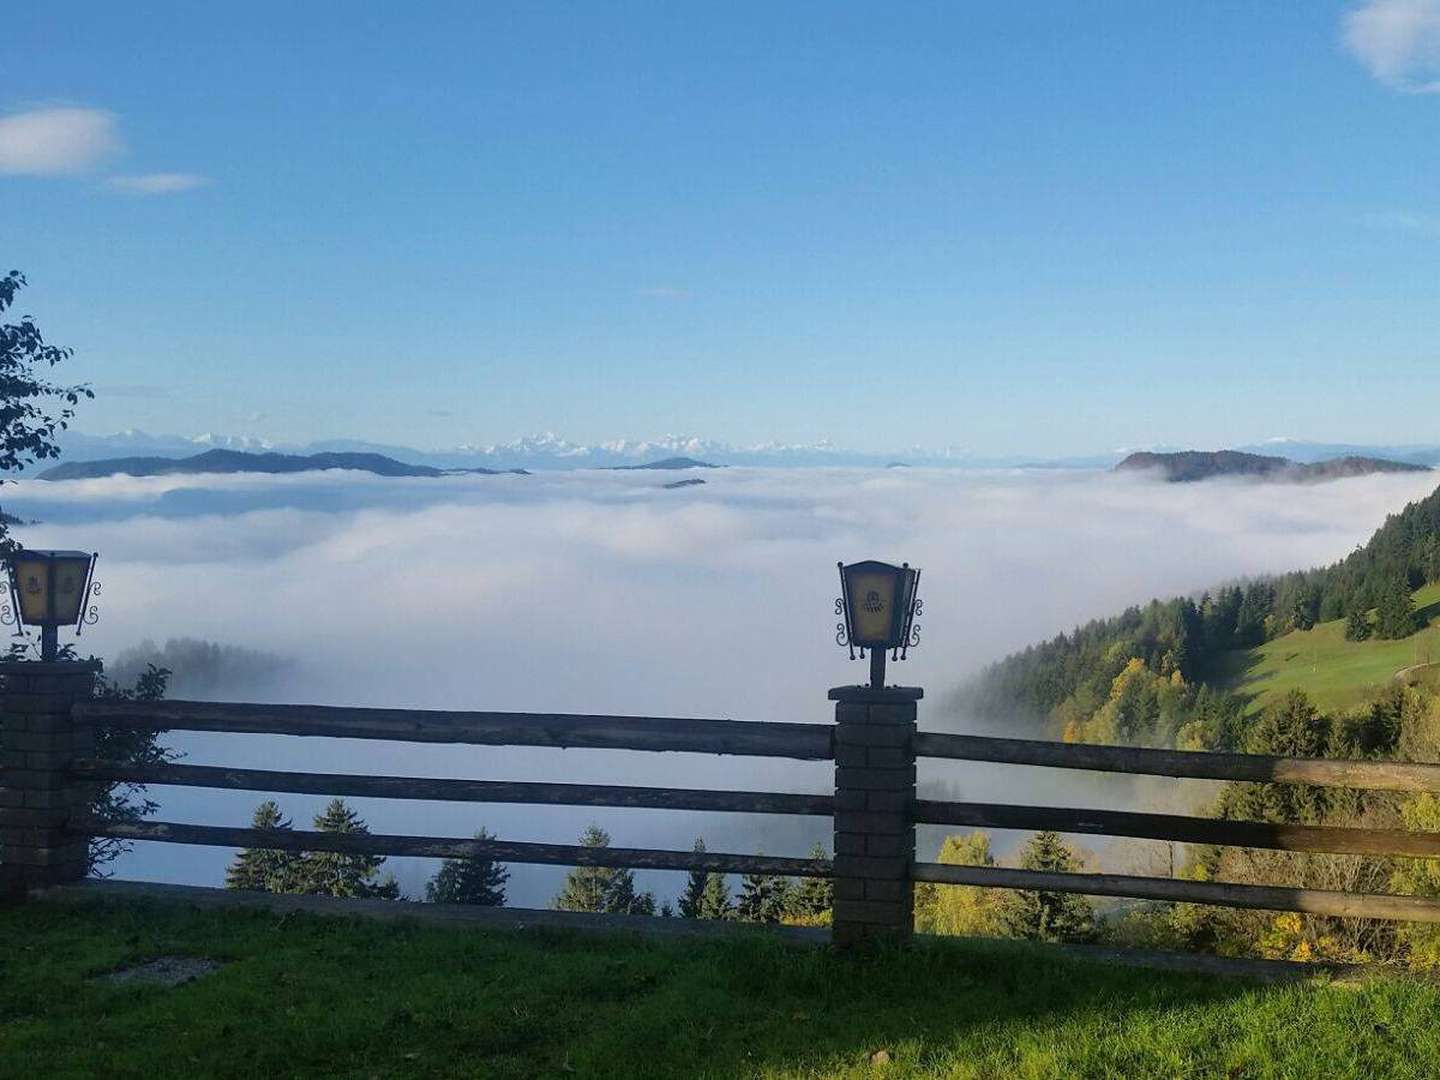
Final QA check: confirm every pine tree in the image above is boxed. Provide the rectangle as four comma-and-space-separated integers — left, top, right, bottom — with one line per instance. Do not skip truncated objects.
678, 838, 710, 918
553, 825, 656, 914
297, 798, 399, 899
425, 828, 509, 906
998, 831, 1095, 943
734, 862, 793, 924
225, 800, 301, 893
697, 870, 733, 919
1344, 607, 1372, 642
1376, 578, 1419, 641
786, 842, 834, 918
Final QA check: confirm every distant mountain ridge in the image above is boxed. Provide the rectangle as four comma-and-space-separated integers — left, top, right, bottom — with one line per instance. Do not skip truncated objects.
37, 449, 523, 481
47, 429, 1440, 474
1115, 450, 1430, 483
48, 429, 1036, 471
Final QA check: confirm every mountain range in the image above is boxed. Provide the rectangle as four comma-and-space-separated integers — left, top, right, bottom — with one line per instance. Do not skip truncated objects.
45, 429, 1440, 473
37, 449, 526, 482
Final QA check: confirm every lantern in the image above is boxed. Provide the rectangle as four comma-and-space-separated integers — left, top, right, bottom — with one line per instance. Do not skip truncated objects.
4, 550, 98, 660
835, 560, 922, 687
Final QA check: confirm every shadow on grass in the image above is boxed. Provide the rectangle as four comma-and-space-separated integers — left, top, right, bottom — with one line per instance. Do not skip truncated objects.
0, 896, 1272, 1079
1199, 648, 1266, 713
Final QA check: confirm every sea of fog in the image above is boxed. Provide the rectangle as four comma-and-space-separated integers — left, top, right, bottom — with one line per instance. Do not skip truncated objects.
5, 465, 1437, 906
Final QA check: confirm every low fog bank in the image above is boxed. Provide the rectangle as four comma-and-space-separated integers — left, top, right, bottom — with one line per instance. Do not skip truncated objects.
7, 466, 1435, 905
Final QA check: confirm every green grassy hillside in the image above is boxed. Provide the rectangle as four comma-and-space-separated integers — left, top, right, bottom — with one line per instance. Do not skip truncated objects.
1213, 583, 1440, 713
9, 897, 1440, 1079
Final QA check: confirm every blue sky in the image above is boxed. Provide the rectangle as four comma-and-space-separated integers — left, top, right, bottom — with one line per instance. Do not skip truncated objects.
3, 1, 1439, 456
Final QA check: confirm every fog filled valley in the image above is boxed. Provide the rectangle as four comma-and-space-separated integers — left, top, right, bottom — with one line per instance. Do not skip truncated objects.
6, 465, 1435, 907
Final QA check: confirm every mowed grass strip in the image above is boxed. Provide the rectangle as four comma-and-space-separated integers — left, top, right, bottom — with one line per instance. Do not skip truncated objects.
3, 897, 1440, 1078
1214, 583, 1440, 714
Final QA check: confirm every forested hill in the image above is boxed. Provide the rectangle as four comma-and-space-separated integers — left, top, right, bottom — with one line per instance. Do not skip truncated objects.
969, 482, 1440, 737
1114, 449, 1428, 483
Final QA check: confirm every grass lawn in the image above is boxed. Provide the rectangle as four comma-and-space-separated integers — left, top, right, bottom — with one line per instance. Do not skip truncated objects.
1212, 583, 1440, 714
4, 897, 1440, 1078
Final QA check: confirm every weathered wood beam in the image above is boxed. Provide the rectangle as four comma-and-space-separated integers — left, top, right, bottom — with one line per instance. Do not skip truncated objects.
77, 817, 833, 878
913, 799, 1440, 858
915, 732, 1440, 792
75, 700, 834, 760
71, 760, 833, 817
912, 862, 1440, 923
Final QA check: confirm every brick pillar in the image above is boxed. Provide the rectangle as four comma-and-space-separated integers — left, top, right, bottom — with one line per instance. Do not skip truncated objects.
829, 684, 920, 947
0, 660, 99, 898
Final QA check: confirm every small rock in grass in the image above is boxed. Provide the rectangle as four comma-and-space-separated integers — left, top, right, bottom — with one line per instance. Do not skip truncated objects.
99, 957, 224, 988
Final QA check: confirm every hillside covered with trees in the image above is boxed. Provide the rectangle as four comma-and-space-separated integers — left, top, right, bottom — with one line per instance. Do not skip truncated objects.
955, 481, 1440, 966
969, 481, 1440, 745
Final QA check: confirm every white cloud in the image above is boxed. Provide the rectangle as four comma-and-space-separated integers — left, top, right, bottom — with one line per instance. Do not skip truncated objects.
107, 172, 210, 195
0, 107, 120, 175
1343, 0, 1440, 93
9, 467, 1436, 902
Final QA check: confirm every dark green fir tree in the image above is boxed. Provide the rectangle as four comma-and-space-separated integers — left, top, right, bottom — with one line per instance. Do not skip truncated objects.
734, 861, 793, 924
1344, 607, 1372, 642
298, 798, 400, 899
999, 831, 1095, 943
677, 838, 710, 918
225, 800, 300, 893
698, 869, 733, 919
786, 842, 834, 918
553, 825, 656, 914
426, 828, 509, 906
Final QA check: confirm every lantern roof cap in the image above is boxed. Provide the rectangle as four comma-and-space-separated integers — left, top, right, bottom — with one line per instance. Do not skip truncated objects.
11, 549, 94, 558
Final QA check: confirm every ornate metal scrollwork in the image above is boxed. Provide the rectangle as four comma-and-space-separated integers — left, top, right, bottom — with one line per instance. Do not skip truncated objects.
0, 602, 14, 627
834, 597, 856, 658
79, 581, 101, 631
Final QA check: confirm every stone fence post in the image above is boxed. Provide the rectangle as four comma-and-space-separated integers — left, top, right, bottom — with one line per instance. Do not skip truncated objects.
0, 660, 100, 898
829, 684, 921, 947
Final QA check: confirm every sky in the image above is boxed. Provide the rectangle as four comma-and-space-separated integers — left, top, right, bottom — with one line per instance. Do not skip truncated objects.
3, 1, 1440, 456
11, 464, 1436, 903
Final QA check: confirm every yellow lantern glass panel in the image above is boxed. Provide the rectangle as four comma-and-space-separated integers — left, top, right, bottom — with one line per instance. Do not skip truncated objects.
841, 561, 906, 648
50, 556, 91, 624
13, 556, 51, 623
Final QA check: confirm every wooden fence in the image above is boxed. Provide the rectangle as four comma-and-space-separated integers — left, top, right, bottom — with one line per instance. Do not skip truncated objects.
7, 661, 1440, 945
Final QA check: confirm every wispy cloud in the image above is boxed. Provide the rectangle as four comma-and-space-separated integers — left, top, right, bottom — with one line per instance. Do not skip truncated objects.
1343, 0, 1440, 94
1359, 209, 1440, 236
0, 106, 120, 175
108, 172, 210, 195
637, 286, 692, 300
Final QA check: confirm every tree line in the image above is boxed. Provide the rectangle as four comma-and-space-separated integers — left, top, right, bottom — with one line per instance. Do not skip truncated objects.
969, 481, 1440, 733
223, 806, 834, 922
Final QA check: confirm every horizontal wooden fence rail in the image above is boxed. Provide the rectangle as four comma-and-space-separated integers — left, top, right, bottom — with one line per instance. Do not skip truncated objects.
17, 673, 1440, 944
80, 818, 834, 879
913, 799, 1440, 859
76, 700, 834, 760
913, 862, 1440, 924
915, 732, 1440, 793
71, 761, 835, 817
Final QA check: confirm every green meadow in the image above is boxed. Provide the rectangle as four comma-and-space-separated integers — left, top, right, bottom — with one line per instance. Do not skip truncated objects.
1213, 583, 1440, 714
5, 896, 1440, 1079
